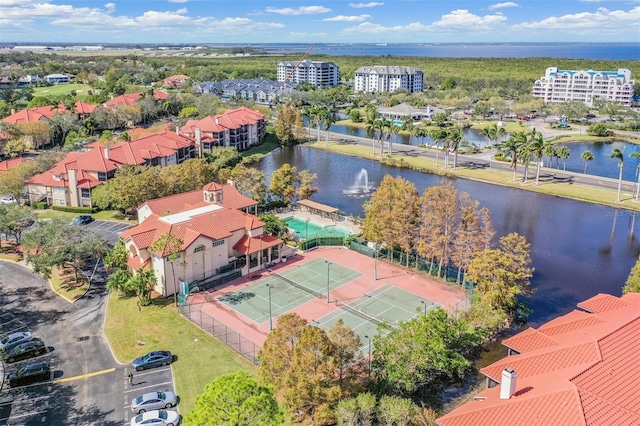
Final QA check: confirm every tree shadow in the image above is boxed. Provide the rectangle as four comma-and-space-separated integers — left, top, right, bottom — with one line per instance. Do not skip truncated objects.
218, 291, 256, 305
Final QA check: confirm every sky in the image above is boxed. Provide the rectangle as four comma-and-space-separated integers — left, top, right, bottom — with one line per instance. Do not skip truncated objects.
0, 0, 639, 45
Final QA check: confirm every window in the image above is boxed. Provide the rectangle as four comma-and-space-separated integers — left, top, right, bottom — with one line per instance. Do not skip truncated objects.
81, 188, 91, 198
193, 246, 204, 253
97, 172, 108, 182
212, 240, 225, 247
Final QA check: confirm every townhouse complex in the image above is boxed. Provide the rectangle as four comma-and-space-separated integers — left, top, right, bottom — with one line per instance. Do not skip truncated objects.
276, 59, 340, 87
532, 67, 635, 107
196, 78, 298, 105
354, 65, 424, 94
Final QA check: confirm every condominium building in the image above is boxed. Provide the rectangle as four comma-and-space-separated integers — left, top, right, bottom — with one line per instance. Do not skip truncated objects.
532, 67, 635, 107
354, 66, 424, 94
277, 59, 340, 87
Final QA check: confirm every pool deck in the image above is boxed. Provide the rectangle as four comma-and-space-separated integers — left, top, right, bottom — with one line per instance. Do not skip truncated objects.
276, 209, 362, 236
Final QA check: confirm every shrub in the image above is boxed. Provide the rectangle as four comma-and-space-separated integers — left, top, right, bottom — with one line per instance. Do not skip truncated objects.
51, 205, 95, 214
33, 201, 48, 210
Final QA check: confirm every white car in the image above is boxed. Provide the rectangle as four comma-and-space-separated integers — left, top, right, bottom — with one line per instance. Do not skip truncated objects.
130, 410, 180, 426
131, 391, 177, 414
0, 195, 17, 204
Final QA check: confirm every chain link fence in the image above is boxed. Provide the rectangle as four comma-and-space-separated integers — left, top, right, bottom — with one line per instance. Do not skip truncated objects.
179, 299, 261, 365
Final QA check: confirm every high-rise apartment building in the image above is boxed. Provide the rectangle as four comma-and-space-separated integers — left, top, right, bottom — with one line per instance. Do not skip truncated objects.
277, 60, 340, 87
354, 66, 423, 93
532, 67, 634, 106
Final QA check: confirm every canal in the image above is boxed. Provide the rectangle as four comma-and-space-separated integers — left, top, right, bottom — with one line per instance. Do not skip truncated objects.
259, 146, 640, 326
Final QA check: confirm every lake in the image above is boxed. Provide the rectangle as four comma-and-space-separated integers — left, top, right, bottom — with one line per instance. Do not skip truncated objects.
258, 146, 640, 326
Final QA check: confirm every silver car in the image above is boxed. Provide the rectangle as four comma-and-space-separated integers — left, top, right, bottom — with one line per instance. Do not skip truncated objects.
0, 332, 32, 352
130, 409, 179, 426
131, 391, 177, 414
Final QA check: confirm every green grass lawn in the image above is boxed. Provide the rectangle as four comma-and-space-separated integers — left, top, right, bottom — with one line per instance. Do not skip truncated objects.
34, 83, 95, 99
49, 266, 89, 302
34, 209, 128, 221
104, 294, 256, 414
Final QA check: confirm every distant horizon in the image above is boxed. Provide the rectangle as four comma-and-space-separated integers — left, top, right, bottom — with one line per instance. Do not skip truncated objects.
2, 1, 638, 44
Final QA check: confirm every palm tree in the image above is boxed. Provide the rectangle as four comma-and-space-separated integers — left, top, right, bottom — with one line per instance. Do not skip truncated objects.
302, 107, 314, 142
518, 136, 533, 183
365, 115, 378, 156
500, 132, 524, 181
556, 146, 570, 171
581, 150, 594, 174
446, 125, 463, 169
630, 152, 640, 200
481, 123, 497, 149
378, 117, 391, 156
387, 123, 401, 155
542, 139, 556, 168
429, 128, 448, 168
495, 125, 506, 146
611, 148, 625, 202
529, 130, 545, 186
319, 107, 334, 146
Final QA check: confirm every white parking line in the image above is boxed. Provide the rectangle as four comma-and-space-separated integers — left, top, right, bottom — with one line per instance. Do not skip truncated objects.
1, 324, 29, 335
0, 394, 48, 407
0, 409, 47, 420
124, 380, 174, 395
130, 367, 171, 377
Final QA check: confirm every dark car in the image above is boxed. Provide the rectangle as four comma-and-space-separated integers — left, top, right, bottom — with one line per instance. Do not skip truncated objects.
132, 351, 173, 371
6, 361, 51, 387
74, 215, 93, 225
0, 331, 33, 352
2, 339, 46, 363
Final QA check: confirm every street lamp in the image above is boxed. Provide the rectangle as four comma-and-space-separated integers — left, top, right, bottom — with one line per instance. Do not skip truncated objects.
374, 244, 378, 280
420, 300, 427, 316
364, 334, 372, 377
266, 283, 273, 330
325, 260, 331, 303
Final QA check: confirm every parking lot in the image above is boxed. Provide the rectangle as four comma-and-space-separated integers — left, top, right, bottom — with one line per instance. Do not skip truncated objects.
0, 215, 177, 426
122, 364, 178, 424
83, 220, 134, 245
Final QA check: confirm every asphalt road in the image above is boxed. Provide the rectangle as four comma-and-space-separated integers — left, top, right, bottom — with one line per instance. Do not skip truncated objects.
0, 220, 178, 425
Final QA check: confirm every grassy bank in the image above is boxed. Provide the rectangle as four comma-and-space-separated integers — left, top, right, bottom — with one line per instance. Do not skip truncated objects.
309, 140, 640, 212
104, 294, 256, 414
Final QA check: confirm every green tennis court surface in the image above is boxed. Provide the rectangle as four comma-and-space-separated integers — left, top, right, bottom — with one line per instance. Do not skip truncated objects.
218, 257, 361, 323
312, 284, 442, 356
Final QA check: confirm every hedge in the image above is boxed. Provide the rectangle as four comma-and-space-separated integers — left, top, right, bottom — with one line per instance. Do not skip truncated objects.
51, 205, 96, 214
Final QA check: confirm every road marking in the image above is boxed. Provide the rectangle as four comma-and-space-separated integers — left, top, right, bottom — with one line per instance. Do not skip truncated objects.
53, 367, 115, 384
130, 366, 171, 377
0, 395, 48, 407
124, 380, 174, 394
0, 409, 47, 421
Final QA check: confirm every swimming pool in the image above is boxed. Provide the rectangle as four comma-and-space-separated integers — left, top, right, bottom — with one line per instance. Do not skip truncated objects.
285, 217, 351, 239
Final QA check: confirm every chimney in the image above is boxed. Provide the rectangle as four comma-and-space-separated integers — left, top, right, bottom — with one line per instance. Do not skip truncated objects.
103, 147, 110, 160
215, 116, 219, 125
176, 126, 179, 135
195, 128, 202, 158
11, 108, 15, 115
500, 368, 517, 400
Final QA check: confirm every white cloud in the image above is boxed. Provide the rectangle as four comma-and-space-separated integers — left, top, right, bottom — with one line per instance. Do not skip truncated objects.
342, 21, 428, 35
167, 0, 188, 3
349, 2, 383, 8
289, 31, 329, 38
511, 6, 640, 31
488, 2, 518, 10
431, 9, 507, 28
104, 2, 115, 13
323, 14, 370, 22
265, 5, 331, 15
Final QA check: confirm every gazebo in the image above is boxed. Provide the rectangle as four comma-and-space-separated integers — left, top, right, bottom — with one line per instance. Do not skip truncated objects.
296, 199, 340, 220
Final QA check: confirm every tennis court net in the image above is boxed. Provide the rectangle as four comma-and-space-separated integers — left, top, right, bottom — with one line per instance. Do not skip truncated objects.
271, 270, 324, 298
338, 302, 385, 327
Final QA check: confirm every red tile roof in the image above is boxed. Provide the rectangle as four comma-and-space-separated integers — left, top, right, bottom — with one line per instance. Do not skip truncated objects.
141, 183, 257, 215
233, 233, 281, 254
2, 108, 49, 124
2, 102, 98, 125
0, 157, 33, 173
121, 206, 271, 255
437, 293, 640, 426
104, 90, 169, 107
180, 106, 264, 135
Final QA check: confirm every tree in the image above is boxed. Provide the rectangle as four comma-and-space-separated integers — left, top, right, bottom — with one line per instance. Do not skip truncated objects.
149, 232, 185, 307
529, 129, 545, 186
225, 163, 266, 202
631, 152, 640, 200
326, 319, 361, 392
480, 123, 497, 149
273, 103, 306, 146
581, 150, 594, 175
623, 256, 640, 294
377, 396, 417, 426
269, 163, 298, 204
259, 214, 289, 238
21, 218, 107, 282
499, 132, 525, 181
205, 147, 242, 171
0, 204, 35, 246
296, 169, 318, 200
104, 237, 128, 271
362, 175, 418, 265
321, 107, 335, 145
128, 268, 157, 305
446, 125, 463, 169
0, 161, 36, 202
184, 371, 284, 426
556, 145, 570, 170
466, 232, 534, 322
107, 165, 164, 214
611, 148, 625, 202
373, 308, 484, 403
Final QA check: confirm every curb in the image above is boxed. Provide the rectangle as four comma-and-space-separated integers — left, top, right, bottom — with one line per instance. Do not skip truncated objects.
102, 293, 128, 366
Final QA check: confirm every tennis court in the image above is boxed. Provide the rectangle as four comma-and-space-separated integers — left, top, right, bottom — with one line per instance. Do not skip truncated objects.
312, 284, 441, 355
218, 257, 362, 324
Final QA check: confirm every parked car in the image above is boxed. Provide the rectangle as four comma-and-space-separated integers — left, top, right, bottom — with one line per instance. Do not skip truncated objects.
6, 361, 50, 387
130, 410, 179, 426
74, 215, 93, 225
131, 391, 177, 414
132, 351, 173, 371
0, 331, 33, 352
0, 195, 17, 204
2, 339, 46, 363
